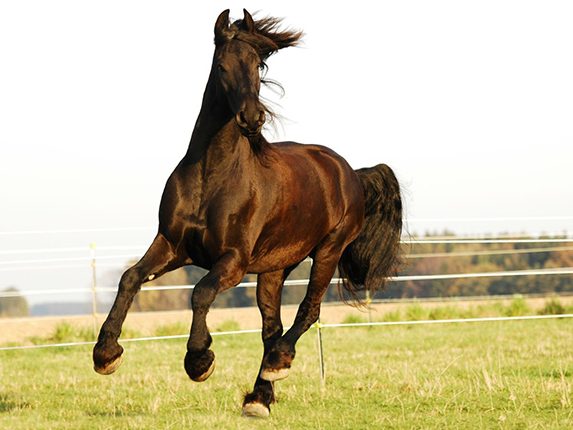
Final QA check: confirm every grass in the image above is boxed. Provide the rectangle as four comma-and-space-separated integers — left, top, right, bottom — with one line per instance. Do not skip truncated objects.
342, 296, 573, 325
1, 318, 573, 428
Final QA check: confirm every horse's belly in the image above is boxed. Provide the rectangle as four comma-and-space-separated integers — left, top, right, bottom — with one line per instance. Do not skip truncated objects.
247, 225, 327, 273
247, 246, 310, 273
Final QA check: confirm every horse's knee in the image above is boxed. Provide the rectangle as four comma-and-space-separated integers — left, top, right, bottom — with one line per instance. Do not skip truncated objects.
119, 267, 142, 293
307, 308, 321, 326
191, 283, 217, 312
191, 266, 244, 311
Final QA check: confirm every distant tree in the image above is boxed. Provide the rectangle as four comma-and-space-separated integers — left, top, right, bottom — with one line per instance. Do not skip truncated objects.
0, 287, 29, 317
383, 231, 573, 299
132, 267, 191, 312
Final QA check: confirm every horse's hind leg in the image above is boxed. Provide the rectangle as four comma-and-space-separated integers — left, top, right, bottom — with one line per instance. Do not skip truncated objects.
93, 233, 181, 375
242, 269, 286, 417
260, 240, 346, 382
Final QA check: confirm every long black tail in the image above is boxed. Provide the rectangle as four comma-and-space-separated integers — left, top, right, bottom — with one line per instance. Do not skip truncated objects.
338, 163, 403, 302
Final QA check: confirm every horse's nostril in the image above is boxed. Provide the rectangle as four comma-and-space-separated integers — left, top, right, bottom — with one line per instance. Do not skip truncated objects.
236, 111, 247, 128
258, 111, 265, 125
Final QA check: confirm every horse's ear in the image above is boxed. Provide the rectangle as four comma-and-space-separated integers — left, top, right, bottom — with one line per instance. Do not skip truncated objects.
241, 9, 255, 33
214, 9, 231, 44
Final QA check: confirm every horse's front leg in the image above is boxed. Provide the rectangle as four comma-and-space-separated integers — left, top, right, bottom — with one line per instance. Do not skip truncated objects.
93, 233, 181, 375
242, 269, 286, 417
184, 252, 247, 382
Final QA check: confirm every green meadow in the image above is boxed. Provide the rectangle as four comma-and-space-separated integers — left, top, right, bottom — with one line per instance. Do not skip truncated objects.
2, 316, 573, 429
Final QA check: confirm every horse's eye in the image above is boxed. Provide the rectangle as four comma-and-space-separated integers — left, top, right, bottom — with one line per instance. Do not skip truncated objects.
217, 64, 226, 73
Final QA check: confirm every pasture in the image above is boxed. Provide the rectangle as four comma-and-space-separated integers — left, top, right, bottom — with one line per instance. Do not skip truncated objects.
2, 318, 572, 429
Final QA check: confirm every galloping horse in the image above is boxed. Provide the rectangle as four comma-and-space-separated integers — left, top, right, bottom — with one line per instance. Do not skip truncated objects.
93, 9, 402, 417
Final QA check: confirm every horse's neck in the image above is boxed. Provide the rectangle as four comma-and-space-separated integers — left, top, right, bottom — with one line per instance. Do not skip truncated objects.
184, 83, 246, 171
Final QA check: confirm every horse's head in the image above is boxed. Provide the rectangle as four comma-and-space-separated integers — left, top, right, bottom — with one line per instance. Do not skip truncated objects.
212, 9, 302, 137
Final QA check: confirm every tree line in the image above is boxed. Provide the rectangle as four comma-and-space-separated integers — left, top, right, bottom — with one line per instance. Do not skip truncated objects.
384, 231, 572, 299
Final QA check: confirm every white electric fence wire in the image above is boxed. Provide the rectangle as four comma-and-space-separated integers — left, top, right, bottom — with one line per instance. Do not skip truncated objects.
0, 246, 147, 256
0, 255, 143, 266
1, 267, 572, 298
1, 314, 572, 352
319, 313, 573, 328
1, 241, 572, 268
1, 234, 571, 256
0, 216, 571, 236
0, 264, 90, 273
0, 227, 153, 236
406, 246, 573, 259
98, 244, 573, 267
1, 248, 571, 272
407, 239, 573, 244
390, 268, 573, 282
0, 329, 263, 351
407, 216, 573, 222
406, 232, 572, 240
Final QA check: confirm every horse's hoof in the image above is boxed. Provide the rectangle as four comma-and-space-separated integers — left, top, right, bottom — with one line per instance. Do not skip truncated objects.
94, 353, 123, 375
242, 402, 270, 418
192, 359, 215, 382
185, 349, 216, 382
260, 367, 289, 382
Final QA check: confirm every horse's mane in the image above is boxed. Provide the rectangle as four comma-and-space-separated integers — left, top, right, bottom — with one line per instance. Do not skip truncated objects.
227, 15, 303, 61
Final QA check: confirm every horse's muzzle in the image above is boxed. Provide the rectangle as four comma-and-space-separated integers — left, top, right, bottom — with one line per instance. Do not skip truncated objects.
235, 109, 265, 136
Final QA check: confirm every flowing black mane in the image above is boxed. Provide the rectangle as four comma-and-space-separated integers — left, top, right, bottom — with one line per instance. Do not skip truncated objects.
217, 14, 303, 61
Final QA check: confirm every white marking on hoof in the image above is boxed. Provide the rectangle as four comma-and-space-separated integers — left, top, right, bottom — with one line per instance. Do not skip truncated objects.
94, 354, 123, 375
242, 402, 270, 418
193, 359, 215, 382
260, 367, 289, 382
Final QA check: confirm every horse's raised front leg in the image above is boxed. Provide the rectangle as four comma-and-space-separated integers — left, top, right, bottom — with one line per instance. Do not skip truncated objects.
184, 251, 247, 382
93, 233, 181, 375
260, 244, 343, 382
242, 269, 286, 418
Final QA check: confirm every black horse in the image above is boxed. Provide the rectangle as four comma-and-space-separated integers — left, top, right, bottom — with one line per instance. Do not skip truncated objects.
93, 9, 402, 418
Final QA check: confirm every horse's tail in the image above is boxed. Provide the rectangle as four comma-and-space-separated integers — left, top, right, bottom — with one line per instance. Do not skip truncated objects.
338, 163, 403, 303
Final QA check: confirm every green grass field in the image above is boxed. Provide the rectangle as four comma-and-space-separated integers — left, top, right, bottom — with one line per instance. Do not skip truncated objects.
1, 319, 572, 429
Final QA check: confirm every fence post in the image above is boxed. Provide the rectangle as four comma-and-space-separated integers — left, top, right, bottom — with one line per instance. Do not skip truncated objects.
90, 242, 98, 338
366, 289, 372, 324
315, 317, 326, 387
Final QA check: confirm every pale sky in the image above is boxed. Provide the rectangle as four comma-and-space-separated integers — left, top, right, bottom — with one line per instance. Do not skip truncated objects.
1, 1, 572, 302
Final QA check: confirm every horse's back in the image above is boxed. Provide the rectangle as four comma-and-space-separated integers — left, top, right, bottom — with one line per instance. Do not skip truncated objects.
246, 141, 364, 272
271, 141, 363, 209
